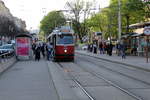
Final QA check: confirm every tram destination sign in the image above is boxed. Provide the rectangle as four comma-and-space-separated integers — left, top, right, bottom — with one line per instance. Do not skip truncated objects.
144, 26, 150, 35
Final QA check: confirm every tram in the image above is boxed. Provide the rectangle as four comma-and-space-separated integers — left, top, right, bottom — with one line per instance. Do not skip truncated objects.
47, 26, 74, 61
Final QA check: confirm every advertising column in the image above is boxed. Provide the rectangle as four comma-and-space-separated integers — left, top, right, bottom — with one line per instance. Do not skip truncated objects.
16, 37, 30, 59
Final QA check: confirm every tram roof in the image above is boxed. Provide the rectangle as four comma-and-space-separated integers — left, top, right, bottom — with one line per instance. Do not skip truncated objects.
47, 26, 74, 39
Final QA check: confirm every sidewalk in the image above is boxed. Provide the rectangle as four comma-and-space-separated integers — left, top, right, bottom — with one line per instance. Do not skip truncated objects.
76, 50, 150, 72
0, 59, 59, 100
0, 56, 16, 73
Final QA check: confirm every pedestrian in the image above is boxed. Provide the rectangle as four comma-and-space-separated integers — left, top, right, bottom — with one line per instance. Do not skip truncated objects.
41, 43, 46, 58
87, 44, 90, 52
108, 43, 113, 56
93, 43, 97, 54
35, 44, 41, 61
46, 42, 53, 61
90, 44, 93, 52
120, 43, 126, 59
116, 42, 121, 56
99, 42, 103, 54
32, 43, 36, 55
103, 42, 107, 54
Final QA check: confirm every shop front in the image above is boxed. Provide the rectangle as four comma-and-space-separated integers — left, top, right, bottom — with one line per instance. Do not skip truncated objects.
128, 22, 150, 57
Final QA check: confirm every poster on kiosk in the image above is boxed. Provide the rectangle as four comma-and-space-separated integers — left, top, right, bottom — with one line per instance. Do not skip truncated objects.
15, 34, 32, 60
16, 38, 29, 55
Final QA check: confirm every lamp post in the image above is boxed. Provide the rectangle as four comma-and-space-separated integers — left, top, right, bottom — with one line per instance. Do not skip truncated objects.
118, 0, 122, 42
42, 8, 47, 42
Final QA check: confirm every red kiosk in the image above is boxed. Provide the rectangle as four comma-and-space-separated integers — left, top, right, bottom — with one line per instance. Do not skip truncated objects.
15, 34, 32, 60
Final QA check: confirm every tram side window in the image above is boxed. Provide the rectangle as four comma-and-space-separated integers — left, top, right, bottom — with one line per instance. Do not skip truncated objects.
57, 35, 73, 44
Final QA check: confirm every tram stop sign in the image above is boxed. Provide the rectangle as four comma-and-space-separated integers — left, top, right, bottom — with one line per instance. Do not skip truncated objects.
144, 26, 150, 36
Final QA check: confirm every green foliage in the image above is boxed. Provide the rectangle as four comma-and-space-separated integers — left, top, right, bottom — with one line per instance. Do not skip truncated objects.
40, 11, 66, 36
66, 0, 94, 43
86, 0, 148, 39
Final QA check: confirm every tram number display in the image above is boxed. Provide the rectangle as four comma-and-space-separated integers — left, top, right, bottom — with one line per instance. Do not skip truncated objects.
16, 37, 29, 56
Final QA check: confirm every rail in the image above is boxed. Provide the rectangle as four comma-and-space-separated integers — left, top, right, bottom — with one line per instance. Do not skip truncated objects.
0, 52, 15, 63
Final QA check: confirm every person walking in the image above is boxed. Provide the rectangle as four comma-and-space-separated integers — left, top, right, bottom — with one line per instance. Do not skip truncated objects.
120, 42, 126, 59
108, 43, 113, 56
116, 42, 121, 56
41, 43, 46, 58
32, 43, 36, 56
35, 44, 41, 61
99, 42, 103, 54
93, 43, 97, 54
46, 42, 53, 61
90, 44, 93, 52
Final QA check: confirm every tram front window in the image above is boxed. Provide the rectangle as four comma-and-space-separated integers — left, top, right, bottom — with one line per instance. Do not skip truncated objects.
57, 35, 73, 44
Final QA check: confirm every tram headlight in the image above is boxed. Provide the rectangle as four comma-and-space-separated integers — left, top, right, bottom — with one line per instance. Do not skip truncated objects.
64, 49, 67, 53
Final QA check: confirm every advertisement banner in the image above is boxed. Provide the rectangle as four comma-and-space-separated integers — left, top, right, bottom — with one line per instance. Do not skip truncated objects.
16, 37, 29, 56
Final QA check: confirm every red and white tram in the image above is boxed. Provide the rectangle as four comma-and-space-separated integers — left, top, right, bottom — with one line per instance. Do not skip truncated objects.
47, 26, 74, 61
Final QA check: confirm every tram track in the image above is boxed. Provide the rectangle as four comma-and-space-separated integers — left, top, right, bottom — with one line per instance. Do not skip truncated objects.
58, 62, 144, 100
76, 55, 150, 100
76, 54, 150, 87
58, 63, 95, 100
76, 52, 150, 72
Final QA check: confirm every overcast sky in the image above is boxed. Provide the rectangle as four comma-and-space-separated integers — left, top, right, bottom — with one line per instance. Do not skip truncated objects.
3, 0, 110, 30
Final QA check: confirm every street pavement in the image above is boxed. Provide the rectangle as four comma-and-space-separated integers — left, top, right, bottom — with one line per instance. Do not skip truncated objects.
76, 50, 150, 72
0, 51, 150, 100
0, 59, 59, 100
0, 56, 16, 73
47, 62, 80, 100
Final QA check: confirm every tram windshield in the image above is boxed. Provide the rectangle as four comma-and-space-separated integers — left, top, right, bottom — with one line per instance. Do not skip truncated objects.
57, 35, 73, 44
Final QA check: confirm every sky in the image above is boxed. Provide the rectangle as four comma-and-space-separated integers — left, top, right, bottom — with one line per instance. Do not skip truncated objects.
2, 0, 110, 30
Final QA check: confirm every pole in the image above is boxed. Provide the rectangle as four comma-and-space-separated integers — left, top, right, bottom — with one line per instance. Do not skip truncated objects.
146, 36, 149, 63
118, 0, 121, 42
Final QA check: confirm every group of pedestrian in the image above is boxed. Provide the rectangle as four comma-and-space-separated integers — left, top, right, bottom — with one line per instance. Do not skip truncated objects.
88, 42, 98, 54
87, 41, 127, 59
32, 43, 45, 61
99, 42, 113, 56
88, 42, 113, 56
32, 42, 53, 61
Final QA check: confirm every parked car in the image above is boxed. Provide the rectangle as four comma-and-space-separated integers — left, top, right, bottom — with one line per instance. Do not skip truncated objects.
0, 46, 5, 54
0, 44, 14, 55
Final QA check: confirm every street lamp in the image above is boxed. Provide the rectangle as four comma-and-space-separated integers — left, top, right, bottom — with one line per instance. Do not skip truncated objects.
118, 0, 122, 42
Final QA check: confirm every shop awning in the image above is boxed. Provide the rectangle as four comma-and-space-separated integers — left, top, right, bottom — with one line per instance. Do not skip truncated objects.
129, 22, 150, 29
121, 33, 136, 38
131, 33, 145, 37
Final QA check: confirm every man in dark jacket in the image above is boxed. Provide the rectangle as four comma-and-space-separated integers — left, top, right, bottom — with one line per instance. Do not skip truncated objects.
35, 44, 41, 61
108, 43, 113, 56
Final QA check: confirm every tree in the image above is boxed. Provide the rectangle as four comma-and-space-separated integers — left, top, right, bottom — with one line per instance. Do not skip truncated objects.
86, 0, 148, 40
40, 11, 66, 36
143, 0, 150, 20
66, 0, 94, 43
0, 16, 16, 37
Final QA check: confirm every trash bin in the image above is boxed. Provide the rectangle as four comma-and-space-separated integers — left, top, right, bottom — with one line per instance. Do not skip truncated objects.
15, 34, 32, 60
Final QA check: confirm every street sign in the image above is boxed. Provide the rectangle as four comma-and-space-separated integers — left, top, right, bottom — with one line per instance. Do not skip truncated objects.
144, 26, 150, 35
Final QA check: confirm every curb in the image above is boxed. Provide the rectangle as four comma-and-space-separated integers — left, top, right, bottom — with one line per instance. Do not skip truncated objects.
76, 51, 150, 72
47, 61, 79, 100
0, 57, 17, 76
